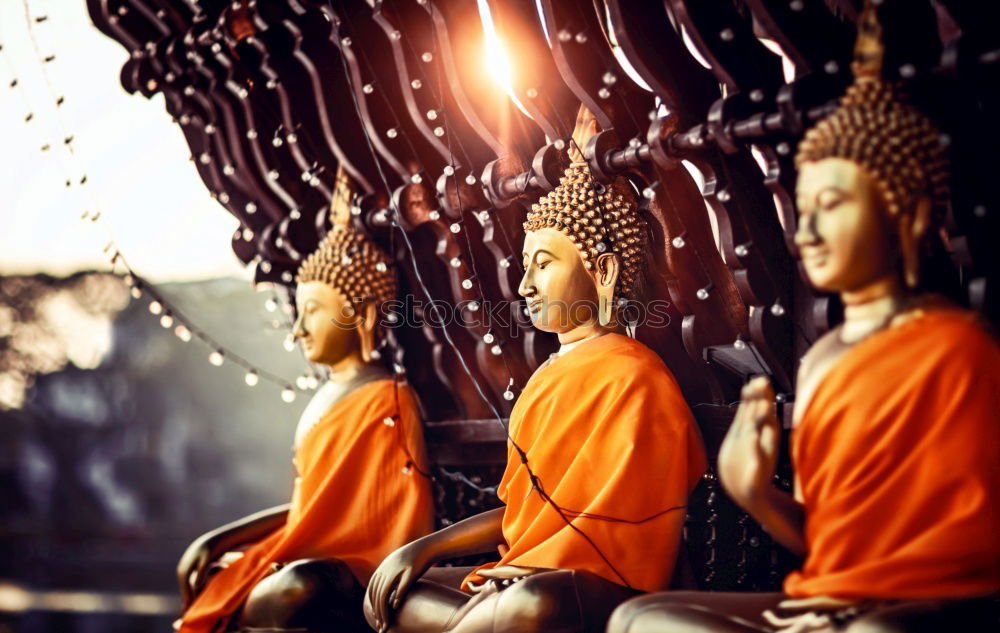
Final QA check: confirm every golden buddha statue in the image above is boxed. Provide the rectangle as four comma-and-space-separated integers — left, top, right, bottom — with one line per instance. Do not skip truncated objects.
608, 6, 1000, 633
363, 107, 707, 633
176, 172, 434, 633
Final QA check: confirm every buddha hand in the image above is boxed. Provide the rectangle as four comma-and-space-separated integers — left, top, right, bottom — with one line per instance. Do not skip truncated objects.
176, 534, 218, 609
718, 376, 781, 513
365, 539, 436, 632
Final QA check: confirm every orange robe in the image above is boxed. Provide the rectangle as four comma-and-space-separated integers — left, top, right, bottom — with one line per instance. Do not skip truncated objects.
180, 379, 434, 633
466, 333, 707, 592
784, 309, 1000, 600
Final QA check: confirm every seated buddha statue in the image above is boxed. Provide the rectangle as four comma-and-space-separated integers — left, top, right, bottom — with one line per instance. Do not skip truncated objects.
608, 7, 1000, 633
176, 194, 434, 633
363, 109, 708, 633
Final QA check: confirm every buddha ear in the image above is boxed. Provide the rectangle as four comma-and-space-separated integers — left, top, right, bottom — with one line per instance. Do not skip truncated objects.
900, 195, 932, 289
595, 252, 620, 326
357, 300, 379, 362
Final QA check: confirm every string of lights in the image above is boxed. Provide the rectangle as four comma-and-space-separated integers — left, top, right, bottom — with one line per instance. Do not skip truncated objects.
341, 7, 524, 404
330, 11, 528, 492
6, 2, 307, 402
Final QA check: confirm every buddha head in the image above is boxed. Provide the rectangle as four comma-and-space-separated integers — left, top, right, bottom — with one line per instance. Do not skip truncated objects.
794, 6, 949, 294
293, 223, 397, 369
518, 160, 647, 338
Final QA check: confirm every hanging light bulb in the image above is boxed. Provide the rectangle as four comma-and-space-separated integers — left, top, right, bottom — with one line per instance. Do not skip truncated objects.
209, 350, 224, 366
264, 298, 278, 312
296, 375, 309, 390
283, 334, 297, 352
159, 313, 174, 328
148, 301, 163, 315
281, 388, 296, 403
174, 325, 192, 342
244, 371, 259, 386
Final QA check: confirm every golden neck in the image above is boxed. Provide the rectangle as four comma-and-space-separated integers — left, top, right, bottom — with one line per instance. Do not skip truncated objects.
326, 353, 386, 386
556, 322, 617, 353
840, 276, 907, 344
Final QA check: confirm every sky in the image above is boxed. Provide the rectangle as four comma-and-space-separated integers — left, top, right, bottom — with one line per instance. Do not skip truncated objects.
0, 0, 244, 282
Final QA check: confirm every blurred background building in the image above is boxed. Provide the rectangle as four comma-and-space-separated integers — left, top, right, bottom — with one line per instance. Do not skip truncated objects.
1, 3, 310, 631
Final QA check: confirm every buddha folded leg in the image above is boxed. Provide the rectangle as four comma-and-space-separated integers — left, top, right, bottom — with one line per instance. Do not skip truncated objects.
607, 593, 1000, 633
388, 568, 638, 633
607, 592, 785, 633
838, 596, 1000, 633
237, 558, 365, 632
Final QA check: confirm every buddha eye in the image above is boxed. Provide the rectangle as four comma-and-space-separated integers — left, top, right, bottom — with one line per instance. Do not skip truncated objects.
817, 190, 845, 211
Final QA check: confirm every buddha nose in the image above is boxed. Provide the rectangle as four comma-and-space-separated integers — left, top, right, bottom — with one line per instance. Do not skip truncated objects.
292, 313, 307, 339
794, 211, 820, 248
517, 269, 536, 298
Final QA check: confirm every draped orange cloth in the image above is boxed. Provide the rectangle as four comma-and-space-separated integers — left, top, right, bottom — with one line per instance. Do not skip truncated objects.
180, 379, 434, 633
784, 309, 1000, 600
465, 334, 707, 592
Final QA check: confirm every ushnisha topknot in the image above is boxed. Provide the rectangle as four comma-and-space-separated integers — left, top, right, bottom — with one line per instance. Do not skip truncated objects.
295, 224, 397, 308
795, 79, 950, 224
523, 162, 648, 301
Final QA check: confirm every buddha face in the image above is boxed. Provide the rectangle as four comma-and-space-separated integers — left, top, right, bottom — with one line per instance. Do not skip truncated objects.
794, 157, 897, 294
292, 281, 361, 366
518, 228, 601, 335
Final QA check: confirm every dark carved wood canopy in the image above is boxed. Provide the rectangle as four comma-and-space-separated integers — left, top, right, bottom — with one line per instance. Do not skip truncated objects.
88, 0, 998, 422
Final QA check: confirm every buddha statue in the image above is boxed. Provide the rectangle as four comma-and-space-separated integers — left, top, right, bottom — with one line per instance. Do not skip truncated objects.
363, 107, 707, 633
176, 176, 434, 633
608, 6, 1000, 633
